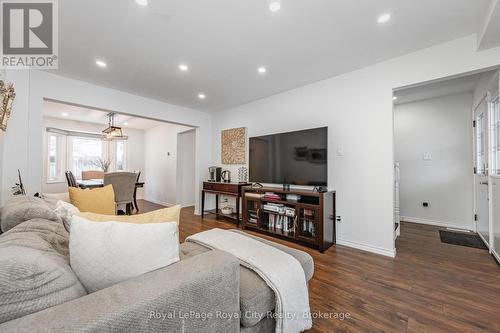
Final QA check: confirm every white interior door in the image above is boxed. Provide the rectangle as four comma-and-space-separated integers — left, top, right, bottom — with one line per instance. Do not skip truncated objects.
489, 85, 500, 259
474, 99, 490, 247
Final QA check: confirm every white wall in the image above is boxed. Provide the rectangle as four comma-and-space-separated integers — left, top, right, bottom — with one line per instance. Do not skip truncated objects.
0, 132, 3, 196
1, 70, 212, 215
473, 71, 498, 107
176, 129, 196, 207
40, 116, 146, 198
144, 123, 191, 206
211, 35, 500, 257
3, 35, 500, 257
394, 92, 474, 229
0, 71, 4, 196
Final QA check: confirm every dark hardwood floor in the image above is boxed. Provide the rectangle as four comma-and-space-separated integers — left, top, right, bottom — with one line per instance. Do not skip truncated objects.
135, 199, 166, 214
140, 201, 500, 333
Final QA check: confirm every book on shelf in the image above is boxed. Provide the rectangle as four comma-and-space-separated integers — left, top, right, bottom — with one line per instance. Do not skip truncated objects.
262, 203, 296, 217
265, 214, 295, 235
262, 203, 284, 213
286, 194, 301, 201
300, 219, 315, 237
284, 207, 295, 217
302, 209, 315, 219
283, 216, 296, 233
263, 192, 281, 200
248, 212, 258, 224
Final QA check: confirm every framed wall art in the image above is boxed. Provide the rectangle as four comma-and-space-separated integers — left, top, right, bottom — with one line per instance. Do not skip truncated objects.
221, 127, 246, 164
0, 81, 15, 132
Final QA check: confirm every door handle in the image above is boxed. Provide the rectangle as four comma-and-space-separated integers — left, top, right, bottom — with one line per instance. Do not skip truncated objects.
480, 181, 489, 185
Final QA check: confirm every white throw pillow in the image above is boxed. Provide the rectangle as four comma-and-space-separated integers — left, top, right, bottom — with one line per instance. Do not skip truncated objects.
41, 192, 71, 209
69, 215, 179, 293
54, 200, 80, 232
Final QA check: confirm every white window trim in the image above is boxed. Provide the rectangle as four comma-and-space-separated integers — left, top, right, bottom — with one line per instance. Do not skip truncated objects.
45, 127, 129, 183
490, 95, 500, 175
112, 140, 127, 171
46, 133, 66, 184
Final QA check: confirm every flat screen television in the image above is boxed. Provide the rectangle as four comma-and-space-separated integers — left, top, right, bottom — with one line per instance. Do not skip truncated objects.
249, 127, 327, 186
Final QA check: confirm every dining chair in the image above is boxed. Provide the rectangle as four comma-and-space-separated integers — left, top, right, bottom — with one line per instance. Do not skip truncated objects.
104, 172, 137, 215
82, 170, 105, 180
133, 170, 141, 212
65, 171, 77, 187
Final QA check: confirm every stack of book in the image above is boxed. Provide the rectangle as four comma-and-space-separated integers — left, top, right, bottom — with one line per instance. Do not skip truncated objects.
263, 192, 281, 201
284, 207, 295, 217
262, 203, 285, 214
248, 211, 258, 224
286, 194, 301, 202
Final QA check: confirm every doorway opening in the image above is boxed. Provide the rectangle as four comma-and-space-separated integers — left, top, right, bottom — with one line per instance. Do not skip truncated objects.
42, 100, 195, 212
393, 69, 500, 261
176, 129, 196, 208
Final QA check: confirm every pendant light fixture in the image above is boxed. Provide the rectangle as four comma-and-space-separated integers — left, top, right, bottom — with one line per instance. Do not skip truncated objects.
102, 113, 127, 141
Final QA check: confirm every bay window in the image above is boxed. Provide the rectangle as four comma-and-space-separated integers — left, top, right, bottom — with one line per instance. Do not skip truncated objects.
68, 136, 107, 179
45, 128, 128, 182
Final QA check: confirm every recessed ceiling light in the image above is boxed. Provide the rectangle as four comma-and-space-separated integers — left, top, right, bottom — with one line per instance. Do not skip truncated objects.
258, 67, 267, 74
136, 0, 148, 6
95, 60, 107, 68
198, 93, 206, 100
123, 122, 129, 126
61, 112, 68, 117
179, 64, 189, 71
269, 1, 281, 12
393, 96, 398, 101
377, 13, 391, 24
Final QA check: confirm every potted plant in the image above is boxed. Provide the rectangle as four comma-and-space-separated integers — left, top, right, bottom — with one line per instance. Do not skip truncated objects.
92, 158, 112, 172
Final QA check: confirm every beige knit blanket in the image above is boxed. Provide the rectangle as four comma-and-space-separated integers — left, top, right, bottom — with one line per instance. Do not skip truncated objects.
186, 228, 312, 333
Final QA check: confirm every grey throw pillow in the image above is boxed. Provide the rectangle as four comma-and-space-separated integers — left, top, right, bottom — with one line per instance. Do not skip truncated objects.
1, 196, 61, 232
0, 222, 87, 323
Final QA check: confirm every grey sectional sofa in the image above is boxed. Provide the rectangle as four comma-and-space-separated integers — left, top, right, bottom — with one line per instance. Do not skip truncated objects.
0, 196, 313, 332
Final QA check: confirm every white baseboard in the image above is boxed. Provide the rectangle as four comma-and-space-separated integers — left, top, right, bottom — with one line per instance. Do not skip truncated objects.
401, 216, 473, 231
337, 238, 396, 258
478, 231, 490, 249
492, 249, 500, 264
180, 203, 195, 208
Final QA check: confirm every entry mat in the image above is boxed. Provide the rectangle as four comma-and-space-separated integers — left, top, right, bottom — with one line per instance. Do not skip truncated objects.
439, 230, 488, 250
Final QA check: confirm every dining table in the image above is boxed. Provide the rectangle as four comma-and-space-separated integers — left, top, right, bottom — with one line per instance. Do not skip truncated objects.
76, 179, 145, 212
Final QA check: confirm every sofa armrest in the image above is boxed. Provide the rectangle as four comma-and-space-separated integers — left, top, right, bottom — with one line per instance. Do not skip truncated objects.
0, 250, 240, 333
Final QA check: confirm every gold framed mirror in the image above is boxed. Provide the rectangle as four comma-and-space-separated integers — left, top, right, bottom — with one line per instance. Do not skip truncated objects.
0, 81, 15, 131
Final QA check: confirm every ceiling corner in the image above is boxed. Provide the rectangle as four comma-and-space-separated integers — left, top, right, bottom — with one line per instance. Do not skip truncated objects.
477, 0, 500, 50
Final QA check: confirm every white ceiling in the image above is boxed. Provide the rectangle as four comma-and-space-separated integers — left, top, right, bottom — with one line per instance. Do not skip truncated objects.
48, 0, 494, 112
478, 0, 500, 50
43, 100, 167, 130
394, 70, 497, 105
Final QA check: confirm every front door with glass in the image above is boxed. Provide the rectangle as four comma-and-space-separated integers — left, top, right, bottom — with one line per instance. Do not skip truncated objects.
474, 98, 490, 246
